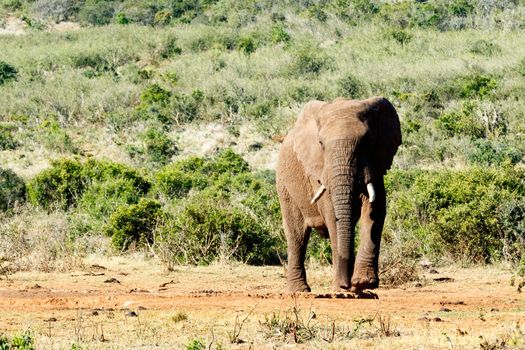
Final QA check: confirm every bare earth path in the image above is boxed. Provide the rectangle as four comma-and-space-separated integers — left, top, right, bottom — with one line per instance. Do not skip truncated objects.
0, 257, 523, 349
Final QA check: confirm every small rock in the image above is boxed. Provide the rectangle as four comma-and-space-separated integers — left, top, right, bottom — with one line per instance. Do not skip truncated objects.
490, 308, 499, 312
429, 269, 439, 274
91, 310, 99, 316
137, 306, 147, 310
126, 311, 138, 317
439, 307, 452, 312
104, 278, 120, 284
433, 277, 454, 282
414, 282, 423, 288
432, 317, 443, 322
248, 142, 263, 151
44, 317, 57, 322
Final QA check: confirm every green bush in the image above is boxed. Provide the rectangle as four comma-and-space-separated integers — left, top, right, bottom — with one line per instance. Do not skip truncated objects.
468, 139, 522, 166
159, 192, 278, 265
455, 73, 498, 99
386, 167, 525, 264
27, 159, 150, 213
387, 29, 413, 45
0, 123, 18, 150
105, 198, 163, 250
78, 0, 116, 25
0, 168, 26, 211
115, 12, 129, 24
2, 330, 35, 350
337, 74, 367, 99
139, 127, 178, 165
155, 149, 250, 199
270, 24, 290, 44
436, 102, 485, 138
288, 44, 332, 76
75, 159, 151, 221
36, 118, 77, 153
0, 61, 17, 85
27, 159, 84, 210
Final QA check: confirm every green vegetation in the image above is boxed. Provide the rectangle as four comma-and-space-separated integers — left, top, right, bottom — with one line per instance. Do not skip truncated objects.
1, 0, 525, 271
0, 168, 25, 211
0, 330, 35, 350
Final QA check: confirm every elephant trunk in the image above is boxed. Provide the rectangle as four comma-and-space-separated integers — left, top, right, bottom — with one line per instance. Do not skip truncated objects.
331, 146, 359, 290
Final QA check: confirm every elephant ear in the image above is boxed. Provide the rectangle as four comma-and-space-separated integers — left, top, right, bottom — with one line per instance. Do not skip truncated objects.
366, 97, 402, 175
292, 100, 327, 183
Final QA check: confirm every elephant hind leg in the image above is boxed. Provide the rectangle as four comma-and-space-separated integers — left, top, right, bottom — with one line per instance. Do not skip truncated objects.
279, 188, 311, 293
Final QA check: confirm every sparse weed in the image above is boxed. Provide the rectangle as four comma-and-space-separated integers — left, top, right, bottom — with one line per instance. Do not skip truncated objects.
172, 311, 188, 323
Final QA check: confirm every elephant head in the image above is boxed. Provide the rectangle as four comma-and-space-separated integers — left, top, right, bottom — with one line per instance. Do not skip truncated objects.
292, 96, 401, 289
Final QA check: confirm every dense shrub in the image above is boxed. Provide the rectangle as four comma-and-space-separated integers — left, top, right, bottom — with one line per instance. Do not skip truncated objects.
0, 123, 18, 150
386, 167, 525, 264
78, 0, 116, 25
153, 150, 283, 265
27, 159, 84, 210
468, 139, 522, 166
105, 198, 163, 250
139, 127, 178, 165
0, 168, 26, 211
76, 159, 151, 220
454, 73, 498, 99
0, 61, 17, 85
288, 44, 332, 76
337, 74, 367, 99
436, 102, 485, 138
158, 193, 278, 265
27, 159, 150, 212
155, 149, 250, 199
36, 118, 77, 153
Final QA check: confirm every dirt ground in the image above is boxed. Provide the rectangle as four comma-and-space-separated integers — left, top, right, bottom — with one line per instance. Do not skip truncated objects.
0, 257, 523, 349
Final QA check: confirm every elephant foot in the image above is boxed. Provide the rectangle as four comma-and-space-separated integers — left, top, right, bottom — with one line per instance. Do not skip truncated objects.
287, 282, 311, 293
351, 267, 379, 292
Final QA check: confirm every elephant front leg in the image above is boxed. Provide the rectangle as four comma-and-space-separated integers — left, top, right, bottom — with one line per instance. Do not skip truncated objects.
352, 180, 386, 292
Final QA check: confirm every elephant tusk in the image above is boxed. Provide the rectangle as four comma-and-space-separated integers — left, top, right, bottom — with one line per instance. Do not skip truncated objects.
367, 183, 376, 203
310, 185, 326, 204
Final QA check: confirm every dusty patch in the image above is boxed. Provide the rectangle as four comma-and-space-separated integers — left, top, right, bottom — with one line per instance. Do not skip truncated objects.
0, 260, 523, 349
0, 16, 27, 35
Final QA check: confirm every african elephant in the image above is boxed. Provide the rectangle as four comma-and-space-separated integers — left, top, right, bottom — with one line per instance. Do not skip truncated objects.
276, 97, 401, 293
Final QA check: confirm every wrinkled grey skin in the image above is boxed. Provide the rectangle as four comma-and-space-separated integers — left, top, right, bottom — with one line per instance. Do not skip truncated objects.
276, 97, 401, 292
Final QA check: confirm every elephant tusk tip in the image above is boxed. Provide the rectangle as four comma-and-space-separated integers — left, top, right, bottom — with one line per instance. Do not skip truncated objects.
310, 185, 326, 204
367, 183, 376, 203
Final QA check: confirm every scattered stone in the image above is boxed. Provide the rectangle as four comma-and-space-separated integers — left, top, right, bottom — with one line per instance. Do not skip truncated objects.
429, 269, 439, 274
44, 317, 57, 322
248, 142, 263, 151
433, 277, 454, 282
457, 328, 468, 336
440, 301, 465, 306
126, 311, 138, 317
490, 308, 499, 312
91, 310, 99, 316
439, 307, 452, 312
29, 284, 42, 289
414, 282, 423, 288
104, 278, 120, 284
137, 306, 147, 310
432, 317, 443, 322
90, 264, 107, 270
